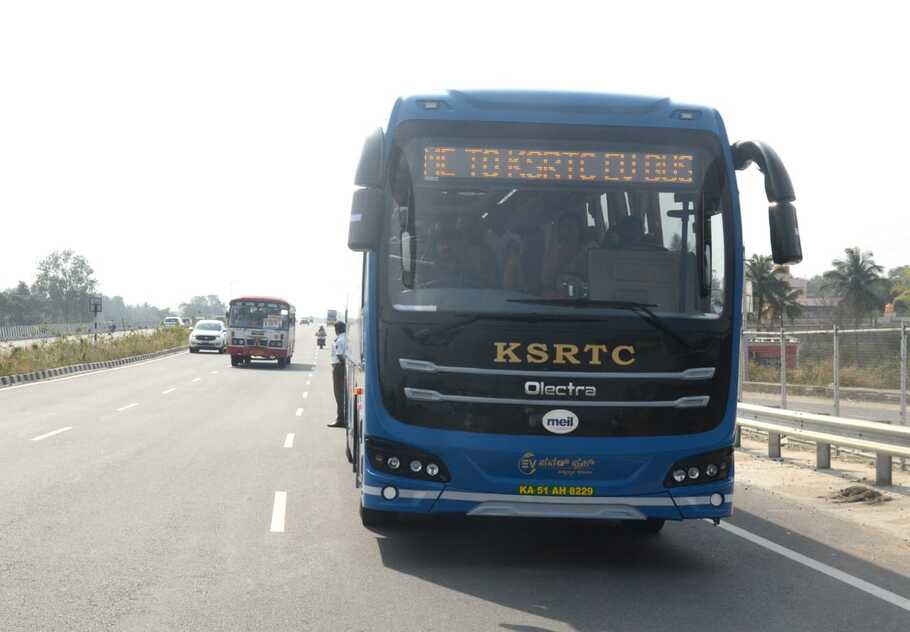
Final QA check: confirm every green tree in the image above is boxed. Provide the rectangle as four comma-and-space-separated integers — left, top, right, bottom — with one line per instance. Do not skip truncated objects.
179, 295, 226, 320
822, 247, 889, 327
0, 281, 45, 325
806, 274, 828, 297
888, 266, 910, 314
746, 255, 783, 325
766, 285, 803, 323
31, 250, 98, 323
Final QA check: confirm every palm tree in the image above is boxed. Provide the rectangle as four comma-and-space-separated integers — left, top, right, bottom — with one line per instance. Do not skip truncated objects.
766, 285, 803, 324
822, 247, 889, 328
746, 255, 781, 326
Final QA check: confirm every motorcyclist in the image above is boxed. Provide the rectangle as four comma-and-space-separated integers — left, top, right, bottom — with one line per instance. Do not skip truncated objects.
316, 325, 327, 349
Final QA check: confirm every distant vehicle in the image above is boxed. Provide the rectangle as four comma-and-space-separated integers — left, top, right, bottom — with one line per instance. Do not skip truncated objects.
162, 316, 182, 327
180, 317, 192, 326
299, 317, 313, 325
189, 320, 227, 353
326, 310, 337, 325
746, 336, 800, 369
227, 296, 296, 367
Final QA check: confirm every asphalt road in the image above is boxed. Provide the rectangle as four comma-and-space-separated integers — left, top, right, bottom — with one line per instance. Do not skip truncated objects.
1, 326, 908, 631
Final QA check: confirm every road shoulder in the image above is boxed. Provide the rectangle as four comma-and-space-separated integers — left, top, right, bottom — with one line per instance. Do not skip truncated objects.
735, 438, 910, 578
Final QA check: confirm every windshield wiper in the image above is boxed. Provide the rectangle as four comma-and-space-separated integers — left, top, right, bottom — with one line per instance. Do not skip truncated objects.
409, 312, 543, 343
506, 298, 699, 354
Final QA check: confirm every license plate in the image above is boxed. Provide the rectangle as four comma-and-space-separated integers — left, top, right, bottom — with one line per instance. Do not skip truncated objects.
517, 485, 594, 497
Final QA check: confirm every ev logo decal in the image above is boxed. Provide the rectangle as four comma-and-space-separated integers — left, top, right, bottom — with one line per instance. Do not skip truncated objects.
541, 409, 578, 435
519, 452, 537, 475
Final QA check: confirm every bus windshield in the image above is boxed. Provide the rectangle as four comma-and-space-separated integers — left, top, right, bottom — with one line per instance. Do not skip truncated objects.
386, 130, 729, 319
229, 301, 290, 330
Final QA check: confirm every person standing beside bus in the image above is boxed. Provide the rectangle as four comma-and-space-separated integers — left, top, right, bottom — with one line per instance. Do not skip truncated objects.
328, 321, 347, 428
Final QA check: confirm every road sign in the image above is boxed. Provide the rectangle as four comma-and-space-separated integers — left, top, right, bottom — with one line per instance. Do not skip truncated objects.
89, 295, 102, 314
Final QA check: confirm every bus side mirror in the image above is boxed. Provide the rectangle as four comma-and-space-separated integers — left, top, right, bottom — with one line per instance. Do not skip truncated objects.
732, 140, 803, 265
354, 128, 384, 189
768, 201, 802, 265
348, 187, 384, 251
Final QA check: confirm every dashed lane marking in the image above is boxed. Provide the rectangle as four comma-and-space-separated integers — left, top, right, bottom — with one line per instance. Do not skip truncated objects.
270, 492, 287, 533
191, 377, 201, 383
116, 403, 139, 412
295, 408, 303, 417
31, 426, 73, 441
302, 392, 308, 399
162, 387, 177, 395
283, 433, 295, 448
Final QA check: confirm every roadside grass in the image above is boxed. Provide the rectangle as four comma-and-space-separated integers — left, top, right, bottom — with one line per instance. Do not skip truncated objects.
0, 327, 189, 377
747, 359, 902, 390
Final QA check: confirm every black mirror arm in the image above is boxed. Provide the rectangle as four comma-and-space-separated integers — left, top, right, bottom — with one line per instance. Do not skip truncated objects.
733, 140, 803, 266
731, 140, 795, 203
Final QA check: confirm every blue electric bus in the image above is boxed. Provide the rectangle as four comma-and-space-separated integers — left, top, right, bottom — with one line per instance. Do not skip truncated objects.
343, 90, 801, 531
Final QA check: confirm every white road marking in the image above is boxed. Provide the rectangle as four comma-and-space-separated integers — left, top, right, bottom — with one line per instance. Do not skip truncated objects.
283, 433, 295, 448
191, 377, 201, 383
0, 352, 186, 393
116, 403, 138, 412
295, 408, 303, 417
31, 426, 73, 441
210, 370, 219, 374
270, 491, 287, 533
718, 521, 910, 613
301, 392, 308, 399
162, 387, 177, 395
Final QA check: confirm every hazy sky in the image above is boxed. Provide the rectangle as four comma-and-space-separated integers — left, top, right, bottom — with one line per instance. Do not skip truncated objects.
1, 1, 907, 315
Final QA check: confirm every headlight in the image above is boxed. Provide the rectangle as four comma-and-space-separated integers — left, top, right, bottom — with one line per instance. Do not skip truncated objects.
365, 438, 450, 482
664, 448, 733, 488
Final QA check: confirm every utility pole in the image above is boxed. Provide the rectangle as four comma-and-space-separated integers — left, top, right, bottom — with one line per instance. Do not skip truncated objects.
89, 295, 103, 343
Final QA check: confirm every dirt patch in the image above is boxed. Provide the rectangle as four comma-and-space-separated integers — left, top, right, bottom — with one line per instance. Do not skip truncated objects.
735, 431, 910, 546
825, 485, 893, 504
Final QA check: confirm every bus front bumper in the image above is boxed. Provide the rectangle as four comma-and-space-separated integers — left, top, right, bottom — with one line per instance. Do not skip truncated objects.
361, 473, 733, 521
226, 345, 288, 359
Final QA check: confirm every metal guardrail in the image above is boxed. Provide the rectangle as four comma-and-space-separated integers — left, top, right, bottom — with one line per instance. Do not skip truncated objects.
0, 322, 159, 342
736, 402, 910, 486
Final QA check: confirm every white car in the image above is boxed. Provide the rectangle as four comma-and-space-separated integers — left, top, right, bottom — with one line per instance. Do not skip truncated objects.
162, 316, 182, 327
189, 320, 227, 353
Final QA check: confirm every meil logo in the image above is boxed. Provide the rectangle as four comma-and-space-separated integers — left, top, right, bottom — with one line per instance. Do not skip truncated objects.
494, 342, 636, 366
542, 409, 578, 435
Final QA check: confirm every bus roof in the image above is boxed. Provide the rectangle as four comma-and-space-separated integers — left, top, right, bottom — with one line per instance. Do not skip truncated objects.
230, 296, 293, 306
388, 90, 720, 133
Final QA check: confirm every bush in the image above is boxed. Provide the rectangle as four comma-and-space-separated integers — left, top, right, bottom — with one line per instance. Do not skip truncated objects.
746, 359, 901, 390
0, 327, 188, 377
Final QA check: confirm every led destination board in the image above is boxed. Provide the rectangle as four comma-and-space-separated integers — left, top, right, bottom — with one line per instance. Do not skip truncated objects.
423, 145, 695, 185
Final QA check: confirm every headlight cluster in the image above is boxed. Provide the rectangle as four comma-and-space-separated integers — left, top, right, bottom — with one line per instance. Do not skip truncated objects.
365, 437, 450, 483
665, 448, 733, 487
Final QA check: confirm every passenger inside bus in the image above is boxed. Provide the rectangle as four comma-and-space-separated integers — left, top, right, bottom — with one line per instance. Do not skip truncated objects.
540, 211, 596, 297
420, 218, 498, 289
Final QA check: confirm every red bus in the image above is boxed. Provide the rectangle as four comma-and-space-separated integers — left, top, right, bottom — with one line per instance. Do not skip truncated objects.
226, 296, 296, 367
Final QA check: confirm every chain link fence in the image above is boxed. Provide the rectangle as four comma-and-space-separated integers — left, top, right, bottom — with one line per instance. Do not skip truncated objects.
738, 322, 908, 468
